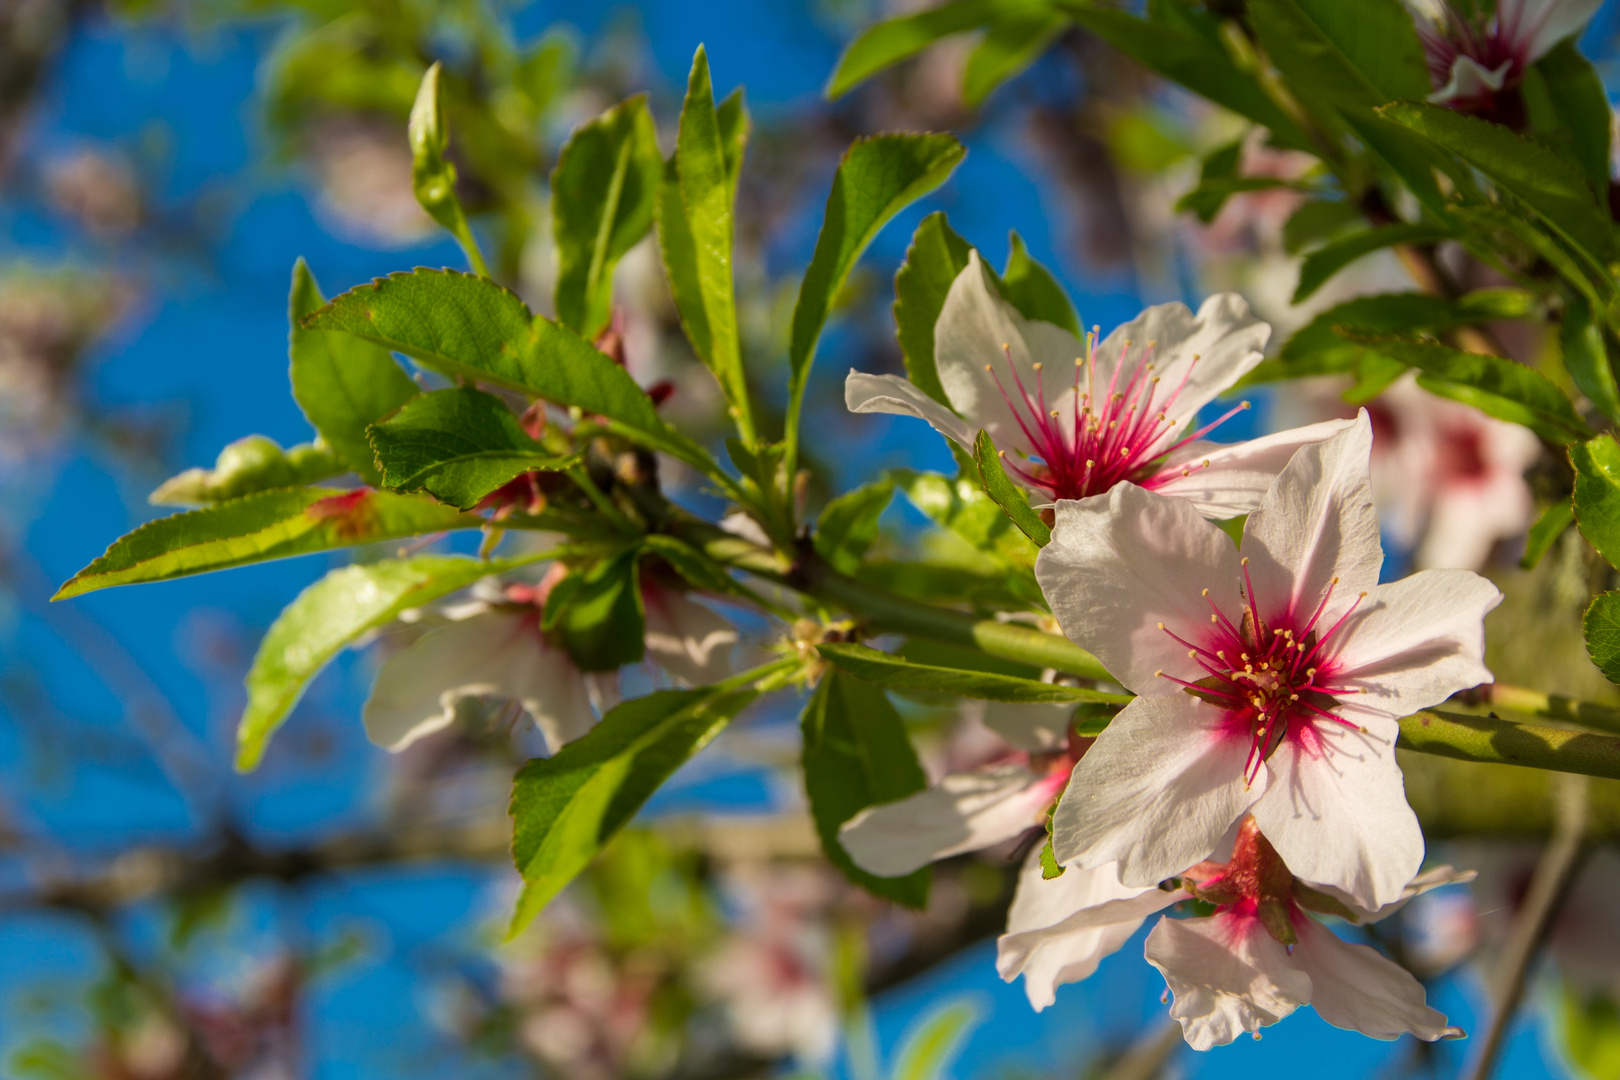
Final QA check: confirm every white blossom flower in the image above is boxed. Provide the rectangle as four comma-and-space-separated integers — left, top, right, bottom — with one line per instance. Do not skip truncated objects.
1037, 414, 1501, 908
838, 703, 1081, 875
1000, 818, 1470, 1047
1408, 0, 1601, 108
846, 251, 1351, 516
642, 577, 739, 686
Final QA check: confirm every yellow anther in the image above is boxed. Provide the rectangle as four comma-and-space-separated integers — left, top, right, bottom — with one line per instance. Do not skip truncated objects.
1201, 588, 1210, 596
1241, 556, 1250, 565
1240, 401, 1252, 410
984, 364, 993, 371
1154, 670, 1164, 677
1032, 362, 1043, 370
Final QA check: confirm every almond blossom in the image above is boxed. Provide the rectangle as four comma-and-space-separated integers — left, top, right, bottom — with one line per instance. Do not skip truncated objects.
1000, 817, 1469, 1048
845, 252, 1352, 516
1407, 0, 1600, 110
1036, 414, 1501, 908
364, 570, 737, 755
838, 703, 1082, 875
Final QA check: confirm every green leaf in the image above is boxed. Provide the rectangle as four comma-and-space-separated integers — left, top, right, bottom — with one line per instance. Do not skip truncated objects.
551, 94, 663, 337
288, 259, 420, 485
1283, 199, 1362, 254
1379, 101, 1612, 263
1254, 292, 1459, 384
1039, 836, 1064, 879
237, 554, 535, 770
1558, 984, 1620, 1080
825, 0, 1036, 100
801, 670, 930, 906
1348, 336, 1591, 443
890, 998, 981, 1080
1178, 176, 1297, 224
894, 212, 976, 406
509, 685, 760, 933
408, 61, 461, 234
368, 387, 582, 509
1521, 498, 1576, 571
973, 428, 1051, 546
1524, 40, 1612, 196
544, 551, 645, 671
1002, 231, 1079, 334
638, 533, 740, 597
1293, 223, 1451, 303
1585, 591, 1620, 684
818, 642, 1127, 704
55, 488, 479, 600
962, 9, 1066, 107
893, 468, 1038, 567
1562, 293, 1620, 424
786, 133, 966, 473
1248, 0, 1429, 108
1572, 434, 1620, 568
304, 269, 715, 474
657, 47, 751, 439
1064, 4, 1314, 152
814, 479, 895, 574
150, 435, 343, 506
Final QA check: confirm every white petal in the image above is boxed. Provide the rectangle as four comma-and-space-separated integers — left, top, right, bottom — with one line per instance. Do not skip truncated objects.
844, 371, 978, 450
1145, 419, 1357, 519
1252, 720, 1423, 910
642, 586, 738, 686
1145, 913, 1312, 1050
934, 251, 1084, 456
363, 610, 596, 754
1093, 293, 1270, 438
981, 702, 1073, 752
1310, 864, 1478, 923
1323, 568, 1501, 723
1037, 483, 1245, 696
1428, 55, 1513, 103
1505, 0, 1603, 61
997, 848, 1177, 1010
1051, 694, 1262, 886
1240, 410, 1382, 621
838, 763, 1061, 875
1292, 917, 1462, 1041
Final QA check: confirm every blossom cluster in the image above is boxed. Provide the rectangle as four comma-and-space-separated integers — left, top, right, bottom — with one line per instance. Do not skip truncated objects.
841, 259, 1501, 1047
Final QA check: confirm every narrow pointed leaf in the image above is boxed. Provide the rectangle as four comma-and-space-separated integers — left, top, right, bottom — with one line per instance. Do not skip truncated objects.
1524, 40, 1612, 196
818, 642, 1127, 704
894, 212, 976, 405
1573, 435, 1620, 568
289, 259, 419, 484
1562, 294, 1620, 424
55, 488, 479, 600
236, 553, 541, 770
973, 429, 1050, 545
1002, 231, 1079, 334
150, 435, 343, 506
510, 685, 760, 933
962, 10, 1066, 106
1521, 498, 1576, 570
1293, 223, 1451, 303
826, 0, 1035, 99
368, 386, 581, 509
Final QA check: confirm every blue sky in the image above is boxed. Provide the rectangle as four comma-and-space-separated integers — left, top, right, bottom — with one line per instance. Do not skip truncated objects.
0, 2, 1607, 1077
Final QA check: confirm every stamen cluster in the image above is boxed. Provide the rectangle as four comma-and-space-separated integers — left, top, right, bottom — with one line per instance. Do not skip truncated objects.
985, 332, 1248, 502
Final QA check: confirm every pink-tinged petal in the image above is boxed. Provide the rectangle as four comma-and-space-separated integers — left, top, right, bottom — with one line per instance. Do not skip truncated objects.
1094, 293, 1270, 438
1241, 411, 1382, 620
981, 702, 1073, 752
998, 849, 1178, 1010
1146, 419, 1357, 519
1322, 568, 1501, 722
1429, 55, 1513, 103
838, 763, 1059, 876
1051, 694, 1262, 886
935, 252, 1084, 456
1252, 721, 1423, 910
1508, 0, 1603, 62
364, 609, 596, 754
1037, 483, 1245, 696
1145, 912, 1312, 1050
642, 586, 738, 686
845, 371, 977, 449
1292, 917, 1463, 1041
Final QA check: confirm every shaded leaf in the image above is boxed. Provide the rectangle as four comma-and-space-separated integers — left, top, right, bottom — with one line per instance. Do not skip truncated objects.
894, 212, 976, 405
1002, 231, 1079, 334
1293, 223, 1451, 303
544, 551, 645, 671
510, 685, 759, 933
973, 428, 1051, 545
801, 670, 930, 906
818, 642, 1126, 704
1572, 434, 1620, 567
1283, 199, 1362, 254
962, 9, 1066, 106
1524, 40, 1612, 195
815, 479, 895, 574
1521, 498, 1576, 571
1562, 293, 1620, 424
826, 0, 1037, 99
55, 488, 478, 600
1585, 591, 1620, 684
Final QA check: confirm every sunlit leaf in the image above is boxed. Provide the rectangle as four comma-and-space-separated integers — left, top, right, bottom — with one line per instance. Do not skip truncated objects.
150, 435, 343, 506
1572, 434, 1620, 567
815, 478, 895, 574
818, 641, 1126, 704
973, 428, 1051, 545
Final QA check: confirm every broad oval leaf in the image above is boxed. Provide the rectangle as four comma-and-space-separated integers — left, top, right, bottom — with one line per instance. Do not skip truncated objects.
814, 478, 895, 574
236, 553, 540, 770
303, 269, 715, 473
289, 259, 420, 485
150, 435, 343, 506
817, 641, 1128, 704
54, 488, 480, 600
801, 669, 929, 906
509, 684, 760, 933
369, 386, 582, 509
1572, 434, 1620, 568
1524, 40, 1613, 197
543, 551, 646, 671
786, 133, 966, 468
893, 468, 1038, 567
1585, 591, 1620, 684
552, 94, 663, 337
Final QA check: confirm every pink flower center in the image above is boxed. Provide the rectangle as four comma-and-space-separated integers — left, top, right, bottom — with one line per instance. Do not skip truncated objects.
985, 332, 1249, 502
1416, 0, 1537, 102
1154, 559, 1367, 785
